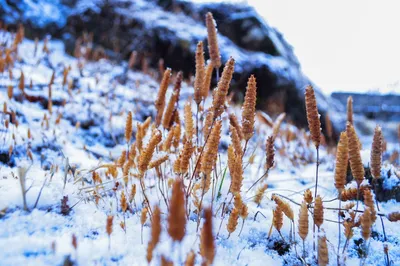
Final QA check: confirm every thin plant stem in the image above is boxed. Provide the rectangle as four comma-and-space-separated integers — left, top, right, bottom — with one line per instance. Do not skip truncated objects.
338, 194, 342, 266
313, 147, 320, 253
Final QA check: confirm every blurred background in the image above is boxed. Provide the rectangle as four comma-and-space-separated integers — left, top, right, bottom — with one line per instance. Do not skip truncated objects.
193, 0, 400, 95
1, 0, 399, 140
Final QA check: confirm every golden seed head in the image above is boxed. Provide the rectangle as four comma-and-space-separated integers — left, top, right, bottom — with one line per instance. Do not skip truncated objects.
106, 215, 114, 236
318, 235, 329, 266
304, 85, 321, 148
194, 41, 205, 104
335, 132, 349, 192
346, 123, 365, 186
303, 189, 313, 204
298, 201, 309, 240
200, 208, 216, 265
212, 57, 235, 118
205, 12, 221, 68
125, 111, 133, 144
347, 96, 353, 124
168, 179, 186, 242
314, 195, 324, 228
155, 68, 172, 126
241, 75, 257, 141
370, 125, 383, 179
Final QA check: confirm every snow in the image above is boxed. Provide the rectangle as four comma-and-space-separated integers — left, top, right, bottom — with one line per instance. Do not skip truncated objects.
0, 33, 399, 266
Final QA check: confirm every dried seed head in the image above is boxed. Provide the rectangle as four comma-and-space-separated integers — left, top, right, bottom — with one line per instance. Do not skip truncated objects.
344, 220, 354, 239
387, 212, 400, 222
106, 215, 114, 236
146, 205, 161, 263
361, 208, 372, 241
194, 41, 205, 104
179, 140, 195, 174
318, 235, 329, 266
298, 201, 309, 240
228, 145, 243, 195
241, 75, 257, 141
129, 51, 137, 69
273, 205, 283, 232
200, 208, 215, 265
304, 189, 313, 204
163, 71, 183, 129
230, 126, 242, 158
202, 63, 213, 99
185, 250, 196, 266
148, 154, 169, 169
184, 102, 194, 141
125, 111, 133, 143
347, 96, 353, 124
335, 132, 349, 192
304, 85, 321, 148
72, 234, 77, 250
19, 71, 24, 91
201, 120, 222, 179
120, 191, 128, 213
265, 136, 275, 170
363, 189, 376, 224
370, 126, 383, 179
341, 185, 369, 201
205, 12, 221, 68
346, 123, 365, 186
141, 207, 148, 226
254, 184, 268, 205
7, 85, 13, 99
138, 130, 162, 174
161, 256, 173, 266
272, 195, 294, 221
168, 179, 186, 242
212, 57, 235, 118
324, 113, 333, 140
129, 184, 136, 203
272, 112, 286, 140
155, 68, 172, 126
314, 195, 324, 228
229, 113, 244, 140
240, 203, 248, 219
227, 207, 239, 235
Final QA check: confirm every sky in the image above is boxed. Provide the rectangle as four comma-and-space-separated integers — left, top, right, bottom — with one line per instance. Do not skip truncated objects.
191, 0, 400, 94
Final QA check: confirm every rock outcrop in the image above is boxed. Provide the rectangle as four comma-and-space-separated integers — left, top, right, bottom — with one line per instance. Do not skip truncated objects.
0, 0, 343, 138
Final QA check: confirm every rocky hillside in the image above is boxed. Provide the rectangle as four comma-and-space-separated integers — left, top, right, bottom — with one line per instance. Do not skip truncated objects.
0, 0, 344, 138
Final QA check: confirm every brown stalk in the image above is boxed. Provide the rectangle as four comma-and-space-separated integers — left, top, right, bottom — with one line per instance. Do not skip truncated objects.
254, 184, 268, 205
146, 205, 161, 263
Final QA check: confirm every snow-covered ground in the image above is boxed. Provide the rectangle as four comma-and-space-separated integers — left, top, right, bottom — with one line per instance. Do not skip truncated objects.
0, 33, 399, 266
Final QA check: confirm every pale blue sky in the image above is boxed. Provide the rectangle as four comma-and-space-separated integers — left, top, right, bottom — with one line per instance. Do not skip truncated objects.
192, 0, 400, 94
